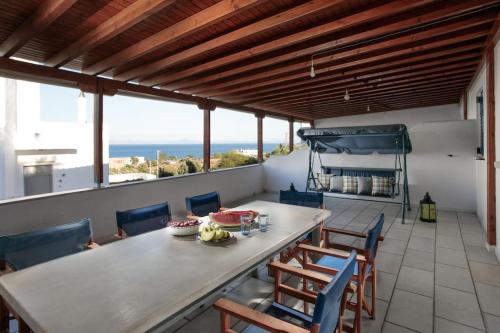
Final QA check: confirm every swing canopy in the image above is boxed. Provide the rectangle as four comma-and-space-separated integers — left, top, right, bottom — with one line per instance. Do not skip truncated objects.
297, 124, 412, 155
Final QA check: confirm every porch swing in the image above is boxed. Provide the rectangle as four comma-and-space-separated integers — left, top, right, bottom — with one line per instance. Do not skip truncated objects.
297, 124, 412, 222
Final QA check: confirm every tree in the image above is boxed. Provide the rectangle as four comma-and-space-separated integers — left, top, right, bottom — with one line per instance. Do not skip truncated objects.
184, 158, 201, 173
270, 144, 289, 156
130, 156, 139, 165
216, 151, 258, 169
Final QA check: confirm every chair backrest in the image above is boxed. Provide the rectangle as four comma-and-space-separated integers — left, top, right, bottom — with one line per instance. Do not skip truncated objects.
0, 218, 93, 271
185, 191, 221, 217
311, 251, 357, 333
279, 190, 324, 208
364, 213, 385, 263
116, 202, 171, 237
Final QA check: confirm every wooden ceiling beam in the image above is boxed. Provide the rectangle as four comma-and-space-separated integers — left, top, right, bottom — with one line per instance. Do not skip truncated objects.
0, 0, 77, 57
272, 84, 466, 110
198, 15, 494, 97
250, 52, 480, 105
114, 0, 345, 81
161, 1, 499, 91
0, 57, 310, 121
239, 43, 483, 104
45, 0, 177, 68
246, 71, 474, 111
266, 80, 469, 110
309, 99, 460, 119
145, 0, 438, 87
294, 92, 461, 115
82, 0, 265, 75
225, 31, 488, 103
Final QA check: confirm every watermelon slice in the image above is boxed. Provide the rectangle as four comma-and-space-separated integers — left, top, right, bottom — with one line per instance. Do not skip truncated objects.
209, 210, 258, 227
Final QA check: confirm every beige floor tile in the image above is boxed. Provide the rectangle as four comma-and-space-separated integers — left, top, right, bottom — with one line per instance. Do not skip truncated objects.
408, 236, 435, 253
435, 263, 475, 293
412, 225, 436, 239
484, 313, 500, 333
403, 249, 435, 272
376, 252, 403, 274
379, 238, 407, 255
227, 277, 274, 307
462, 232, 487, 247
437, 225, 462, 238
475, 282, 500, 317
364, 270, 397, 302
436, 247, 468, 268
435, 285, 485, 330
396, 266, 434, 297
385, 228, 411, 241
434, 317, 484, 333
176, 308, 236, 333
382, 322, 416, 333
465, 245, 500, 265
343, 296, 388, 333
386, 289, 433, 333
436, 234, 465, 251
460, 223, 484, 234
469, 262, 500, 287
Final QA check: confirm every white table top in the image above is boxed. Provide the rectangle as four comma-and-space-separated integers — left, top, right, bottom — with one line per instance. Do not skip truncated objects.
0, 201, 330, 333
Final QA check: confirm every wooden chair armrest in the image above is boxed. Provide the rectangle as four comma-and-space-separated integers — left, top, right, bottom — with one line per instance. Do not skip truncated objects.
325, 242, 366, 255
87, 242, 100, 249
299, 244, 366, 262
269, 261, 331, 285
0, 266, 14, 276
214, 298, 308, 333
322, 226, 367, 238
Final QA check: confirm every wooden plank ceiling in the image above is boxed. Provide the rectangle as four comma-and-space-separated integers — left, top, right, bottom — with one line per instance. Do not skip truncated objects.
0, 0, 499, 120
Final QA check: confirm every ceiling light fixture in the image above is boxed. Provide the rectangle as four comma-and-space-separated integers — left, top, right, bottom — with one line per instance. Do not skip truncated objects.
309, 56, 316, 78
344, 89, 350, 101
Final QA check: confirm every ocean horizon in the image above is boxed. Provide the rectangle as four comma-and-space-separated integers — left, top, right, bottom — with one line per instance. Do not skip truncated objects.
109, 143, 283, 160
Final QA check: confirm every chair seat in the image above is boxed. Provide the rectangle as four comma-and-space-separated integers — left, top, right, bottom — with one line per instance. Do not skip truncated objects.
241, 302, 312, 333
316, 255, 371, 277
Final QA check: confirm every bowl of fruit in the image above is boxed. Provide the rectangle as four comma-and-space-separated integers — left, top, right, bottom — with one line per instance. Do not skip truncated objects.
167, 219, 201, 236
199, 224, 234, 245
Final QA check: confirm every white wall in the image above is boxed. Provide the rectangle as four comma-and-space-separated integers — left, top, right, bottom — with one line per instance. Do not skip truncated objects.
264, 104, 477, 211
0, 165, 264, 242
467, 64, 488, 231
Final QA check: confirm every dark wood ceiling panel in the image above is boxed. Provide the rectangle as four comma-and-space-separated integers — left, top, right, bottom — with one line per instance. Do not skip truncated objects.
0, 0, 498, 119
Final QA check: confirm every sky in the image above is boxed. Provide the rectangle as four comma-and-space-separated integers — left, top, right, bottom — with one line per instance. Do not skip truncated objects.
40, 84, 305, 144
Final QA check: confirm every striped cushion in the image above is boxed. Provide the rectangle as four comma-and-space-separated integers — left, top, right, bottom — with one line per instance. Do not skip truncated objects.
330, 176, 343, 192
342, 176, 358, 194
371, 176, 393, 196
316, 173, 331, 190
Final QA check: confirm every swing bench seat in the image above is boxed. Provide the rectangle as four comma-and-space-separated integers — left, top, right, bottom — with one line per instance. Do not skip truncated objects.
317, 166, 400, 198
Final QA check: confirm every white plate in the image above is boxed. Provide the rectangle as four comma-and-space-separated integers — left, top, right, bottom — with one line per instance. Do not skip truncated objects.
167, 224, 199, 236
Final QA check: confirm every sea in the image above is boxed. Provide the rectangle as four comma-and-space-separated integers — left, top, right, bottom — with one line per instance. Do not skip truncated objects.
109, 143, 282, 160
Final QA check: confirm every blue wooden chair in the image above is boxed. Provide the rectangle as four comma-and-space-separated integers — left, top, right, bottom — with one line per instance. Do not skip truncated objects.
279, 190, 325, 265
116, 202, 171, 238
214, 251, 357, 333
185, 191, 223, 217
0, 218, 98, 332
0, 218, 97, 272
279, 190, 324, 209
299, 214, 385, 332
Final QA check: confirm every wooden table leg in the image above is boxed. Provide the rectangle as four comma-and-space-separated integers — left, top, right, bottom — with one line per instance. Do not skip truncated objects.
0, 297, 9, 333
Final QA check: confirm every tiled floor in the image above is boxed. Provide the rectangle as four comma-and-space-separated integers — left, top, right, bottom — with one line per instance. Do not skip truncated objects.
165, 194, 500, 332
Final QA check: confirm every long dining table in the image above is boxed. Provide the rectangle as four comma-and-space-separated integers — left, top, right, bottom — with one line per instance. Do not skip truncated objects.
0, 200, 330, 333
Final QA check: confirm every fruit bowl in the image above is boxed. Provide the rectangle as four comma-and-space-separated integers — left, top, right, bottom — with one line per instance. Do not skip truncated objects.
167, 219, 201, 236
